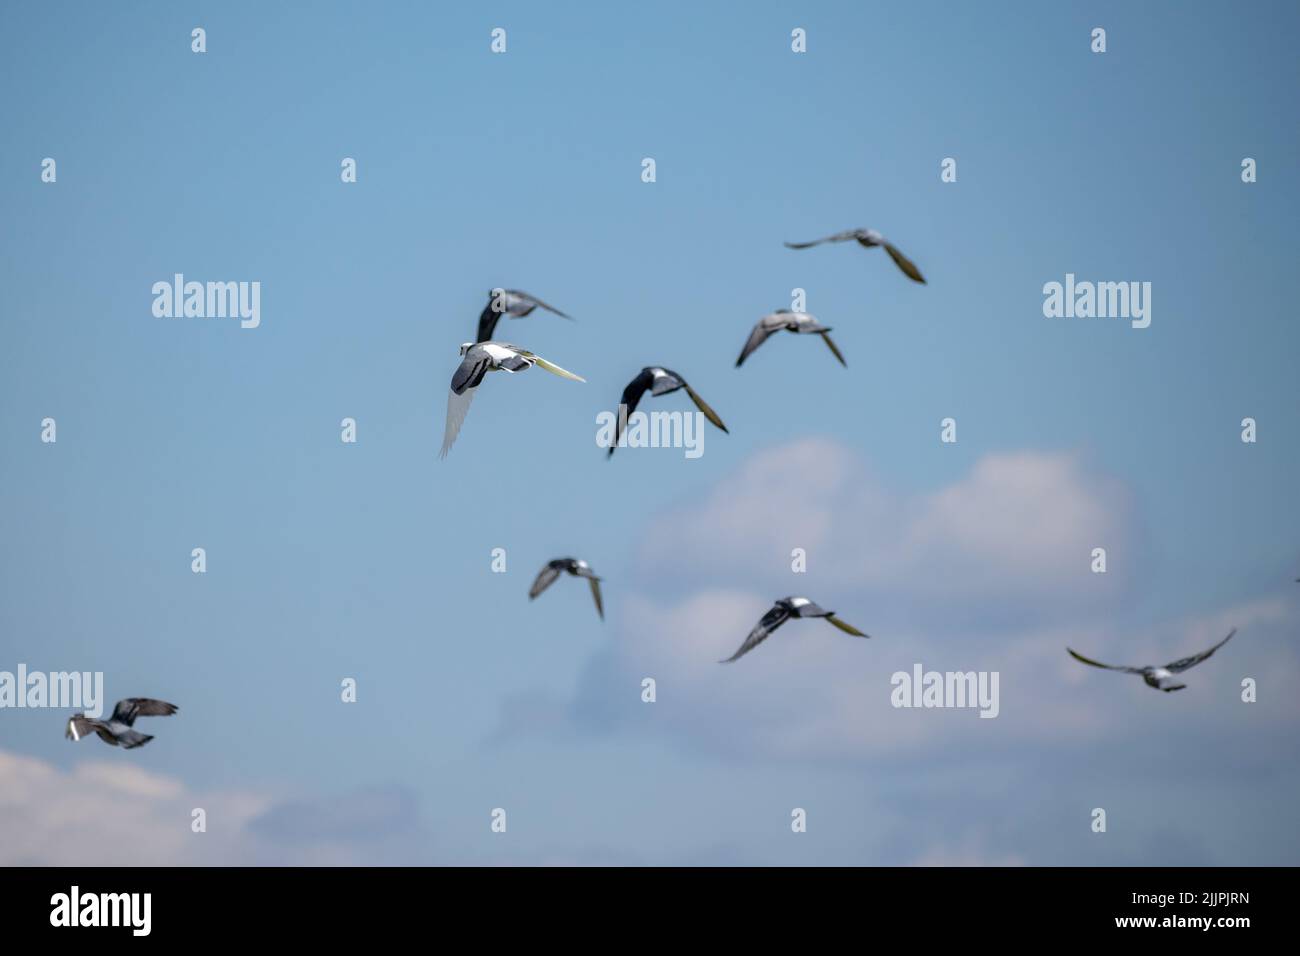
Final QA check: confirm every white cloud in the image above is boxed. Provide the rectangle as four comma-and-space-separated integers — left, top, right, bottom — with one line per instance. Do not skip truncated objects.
540, 440, 1300, 762
0, 750, 269, 865
0, 750, 434, 866
637, 439, 1136, 621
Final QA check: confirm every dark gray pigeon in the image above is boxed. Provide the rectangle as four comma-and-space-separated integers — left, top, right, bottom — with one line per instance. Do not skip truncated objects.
530, 558, 604, 620
66, 698, 178, 749
607, 366, 728, 457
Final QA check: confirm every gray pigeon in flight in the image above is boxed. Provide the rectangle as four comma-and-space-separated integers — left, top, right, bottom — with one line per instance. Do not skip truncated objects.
530, 558, 604, 620
66, 698, 178, 749
784, 228, 926, 283
607, 366, 728, 457
736, 311, 846, 367
440, 341, 585, 458
477, 289, 571, 343
1066, 628, 1237, 692
721, 596, 868, 663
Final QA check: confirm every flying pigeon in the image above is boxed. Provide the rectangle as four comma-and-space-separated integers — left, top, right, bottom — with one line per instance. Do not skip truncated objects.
1066, 628, 1237, 692
477, 289, 571, 343
607, 366, 728, 457
784, 228, 926, 283
529, 557, 604, 620
735, 311, 846, 367
440, 342, 585, 458
721, 596, 868, 663
65, 698, 178, 749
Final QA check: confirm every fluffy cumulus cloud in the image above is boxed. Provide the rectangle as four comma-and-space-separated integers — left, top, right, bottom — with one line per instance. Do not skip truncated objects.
0, 751, 432, 866
638, 438, 1137, 622
0, 751, 263, 865
507, 439, 1300, 765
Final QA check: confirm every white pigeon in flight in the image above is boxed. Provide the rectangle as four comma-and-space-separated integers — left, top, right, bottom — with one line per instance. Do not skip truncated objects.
721, 596, 868, 663
440, 342, 585, 458
1066, 628, 1237, 692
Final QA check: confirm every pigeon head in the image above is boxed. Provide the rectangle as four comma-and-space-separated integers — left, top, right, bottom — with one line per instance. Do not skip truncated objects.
459, 342, 474, 355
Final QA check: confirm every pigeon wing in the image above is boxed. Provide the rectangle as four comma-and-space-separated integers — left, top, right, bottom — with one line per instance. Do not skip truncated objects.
720, 605, 791, 663
112, 698, 178, 725
525, 352, 586, 382
1066, 648, 1144, 673
588, 577, 604, 620
826, 614, 868, 637
529, 561, 563, 599
517, 292, 571, 319
683, 383, 728, 433
883, 242, 926, 283
608, 369, 652, 456
439, 386, 477, 459
819, 331, 847, 366
1166, 628, 1237, 673
450, 352, 491, 395
476, 300, 501, 343
783, 230, 857, 249
736, 319, 777, 367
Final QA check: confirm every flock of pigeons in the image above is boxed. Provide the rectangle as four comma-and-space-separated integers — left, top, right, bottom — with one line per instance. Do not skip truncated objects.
445, 229, 917, 667
437, 227, 928, 460
64, 227, 1250, 750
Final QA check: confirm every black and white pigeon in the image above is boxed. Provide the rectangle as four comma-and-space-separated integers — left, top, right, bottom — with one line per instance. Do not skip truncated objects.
735, 311, 846, 367
784, 228, 926, 283
477, 289, 571, 343
65, 698, 178, 749
440, 342, 585, 458
721, 596, 868, 663
607, 366, 728, 457
529, 558, 604, 620
1066, 628, 1237, 692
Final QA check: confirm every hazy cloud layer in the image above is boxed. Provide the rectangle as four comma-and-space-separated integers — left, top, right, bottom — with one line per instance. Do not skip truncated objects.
0, 751, 433, 866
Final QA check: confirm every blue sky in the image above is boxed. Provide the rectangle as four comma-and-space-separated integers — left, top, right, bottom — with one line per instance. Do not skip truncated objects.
1, 0, 1297, 865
